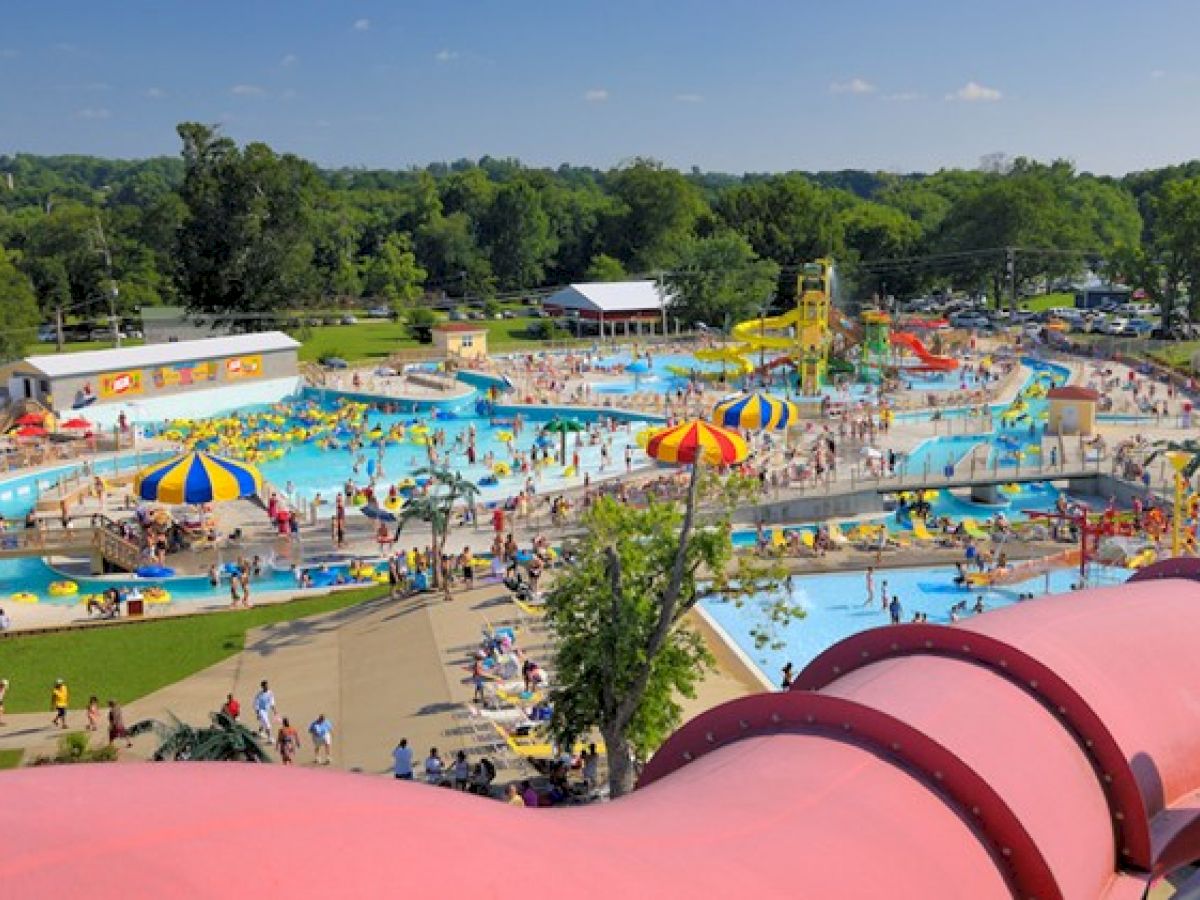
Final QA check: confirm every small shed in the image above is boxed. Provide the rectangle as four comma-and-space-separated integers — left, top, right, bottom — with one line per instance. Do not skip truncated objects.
432, 323, 488, 361
1046, 385, 1099, 435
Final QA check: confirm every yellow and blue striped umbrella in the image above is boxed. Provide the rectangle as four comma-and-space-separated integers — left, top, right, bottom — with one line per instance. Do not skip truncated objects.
711, 392, 798, 431
134, 451, 262, 505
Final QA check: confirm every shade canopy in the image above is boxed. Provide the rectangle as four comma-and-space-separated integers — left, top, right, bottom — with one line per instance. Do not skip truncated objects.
134, 451, 262, 505
711, 392, 798, 431
60, 417, 93, 431
14, 413, 45, 426
542, 417, 585, 434
625, 360, 651, 374
644, 420, 749, 466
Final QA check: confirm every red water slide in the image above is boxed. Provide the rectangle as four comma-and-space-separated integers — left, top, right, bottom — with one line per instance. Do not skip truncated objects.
890, 331, 959, 370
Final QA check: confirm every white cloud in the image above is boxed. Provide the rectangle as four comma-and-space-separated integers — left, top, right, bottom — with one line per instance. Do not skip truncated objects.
77, 107, 111, 120
353, 18, 371, 31
583, 88, 609, 102
231, 83, 266, 97
1150, 69, 1166, 79
144, 87, 167, 99
675, 93, 704, 103
830, 77, 876, 95
883, 91, 923, 102
434, 49, 459, 63
946, 80, 1002, 102
281, 53, 298, 67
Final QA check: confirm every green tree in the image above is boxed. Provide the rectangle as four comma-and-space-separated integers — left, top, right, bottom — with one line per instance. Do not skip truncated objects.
479, 179, 556, 290
135, 711, 271, 762
605, 159, 705, 271
665, 231, 779, 329
174, 123, 321, 329
362, 232, 427, 312
393, 463, 480, 597
0, 246, 40, 360
584, 253, 626, 282
716, 174, 841, 265
546, 472, 798, 798
1151, 176, 1200, 326
416, 211, 495, 298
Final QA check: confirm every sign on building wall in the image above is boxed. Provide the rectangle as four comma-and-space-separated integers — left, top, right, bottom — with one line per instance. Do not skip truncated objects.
152, 360, 217, 389
99, 370, 144, 399
224, 355, 263, 380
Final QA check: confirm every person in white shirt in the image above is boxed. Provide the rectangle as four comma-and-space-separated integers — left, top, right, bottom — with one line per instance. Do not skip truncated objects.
253, 680, 276, 741
424, 747, 444, 784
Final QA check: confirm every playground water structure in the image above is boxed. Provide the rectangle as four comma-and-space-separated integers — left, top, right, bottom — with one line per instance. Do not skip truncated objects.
700, 562, 1131, 681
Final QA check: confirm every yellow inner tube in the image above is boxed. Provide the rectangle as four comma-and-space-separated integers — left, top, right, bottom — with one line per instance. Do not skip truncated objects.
493, 462, 512, 476
143, 587, 171, 604
48, 580, 79, 596
496, 431, 514, 442
11, 592, 38, 604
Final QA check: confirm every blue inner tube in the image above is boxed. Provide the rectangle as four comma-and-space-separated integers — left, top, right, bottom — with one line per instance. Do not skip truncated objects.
136, 565, 175, 578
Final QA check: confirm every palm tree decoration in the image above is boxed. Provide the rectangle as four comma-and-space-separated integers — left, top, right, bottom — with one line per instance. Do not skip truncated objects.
393, 463, 480, 597
132, 711, 272, 762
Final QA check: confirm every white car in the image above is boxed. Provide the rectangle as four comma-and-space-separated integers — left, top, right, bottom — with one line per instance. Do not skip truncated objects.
1101, 318, 1130, 335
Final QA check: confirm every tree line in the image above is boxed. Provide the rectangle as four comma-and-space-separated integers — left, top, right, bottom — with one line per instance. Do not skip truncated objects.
4, 124, 1200, 359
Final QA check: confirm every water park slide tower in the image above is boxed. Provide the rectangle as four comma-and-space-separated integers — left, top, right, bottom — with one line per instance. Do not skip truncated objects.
860, 310, 891, 380
795, 260, 832, 394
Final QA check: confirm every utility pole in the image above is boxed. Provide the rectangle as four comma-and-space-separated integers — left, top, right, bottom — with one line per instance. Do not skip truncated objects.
93, 214, 121, 347
1006, 247, 1018, 313
55, 303, 64, 353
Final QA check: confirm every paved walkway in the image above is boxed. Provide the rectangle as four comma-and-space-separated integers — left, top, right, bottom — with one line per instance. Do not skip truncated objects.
0, 579, 757, 784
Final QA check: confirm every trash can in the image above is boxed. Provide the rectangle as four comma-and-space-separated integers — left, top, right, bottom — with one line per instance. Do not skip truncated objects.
127, 598, 144, 617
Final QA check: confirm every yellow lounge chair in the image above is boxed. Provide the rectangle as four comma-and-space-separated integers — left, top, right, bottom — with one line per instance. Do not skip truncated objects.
800, 530, 816, 551
910, 519, 936, 543
771, 529, 788, 553
827, 523, 850, 548
962, 518, 990, 540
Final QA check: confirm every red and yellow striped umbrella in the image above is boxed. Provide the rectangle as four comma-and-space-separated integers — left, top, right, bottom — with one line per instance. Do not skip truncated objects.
644, 420, 749, 466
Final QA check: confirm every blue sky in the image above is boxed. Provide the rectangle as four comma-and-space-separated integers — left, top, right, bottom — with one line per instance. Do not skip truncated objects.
2, 0, 1198, 174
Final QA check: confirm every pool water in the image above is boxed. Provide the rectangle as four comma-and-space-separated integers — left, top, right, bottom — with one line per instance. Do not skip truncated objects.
701, 562, 1131, 681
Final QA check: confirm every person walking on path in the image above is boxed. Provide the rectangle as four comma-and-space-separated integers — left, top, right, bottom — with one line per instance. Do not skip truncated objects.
276, 717, 299, 765
392, 738, 413, 780
221, 693, 240, 721
108, 699, 131, 748
308, 714, 333, 765
254, 680, 277, 742
86, 696, 100, 732
50, 679, 69, 729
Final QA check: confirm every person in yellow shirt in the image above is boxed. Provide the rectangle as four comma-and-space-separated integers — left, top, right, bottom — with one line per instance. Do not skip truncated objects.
51, 678, 69, 729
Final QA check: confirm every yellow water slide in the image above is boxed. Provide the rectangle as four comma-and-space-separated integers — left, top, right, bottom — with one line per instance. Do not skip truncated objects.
688, 259, 834, 392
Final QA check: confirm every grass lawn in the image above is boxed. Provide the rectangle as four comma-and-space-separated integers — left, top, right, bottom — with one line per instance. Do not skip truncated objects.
296, 321, 420, 362
0, 585, 385, 714
1020, 292, 1075, 312
1149, 340, 1200, 370
0, 748, 24, 769
27, 338, 146, 355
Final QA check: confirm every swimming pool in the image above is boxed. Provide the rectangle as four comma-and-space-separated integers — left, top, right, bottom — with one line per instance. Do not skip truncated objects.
700, 562, 1131, 681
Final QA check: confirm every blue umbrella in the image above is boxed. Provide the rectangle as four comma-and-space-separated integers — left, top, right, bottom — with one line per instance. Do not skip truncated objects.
360, 503, 397, 523
626, 360, 651, 374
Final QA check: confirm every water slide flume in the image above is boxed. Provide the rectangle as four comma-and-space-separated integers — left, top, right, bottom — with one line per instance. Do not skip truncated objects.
889, 332, 959, 371
965, 549, 1082, 587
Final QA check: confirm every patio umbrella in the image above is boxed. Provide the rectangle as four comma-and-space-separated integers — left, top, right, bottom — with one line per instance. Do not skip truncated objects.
711, 392, 798, 431
626, 359, 651, 387
60, 417, 94, 438
15, 412, 45, 426
14, 425, 47, 439
644, 420, 749, 467
134, 450, 262, 505
360, 503, 397, 523
542, 416, 585, 462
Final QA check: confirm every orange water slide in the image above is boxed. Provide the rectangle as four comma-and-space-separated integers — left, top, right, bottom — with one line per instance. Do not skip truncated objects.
889, 332, 959, 371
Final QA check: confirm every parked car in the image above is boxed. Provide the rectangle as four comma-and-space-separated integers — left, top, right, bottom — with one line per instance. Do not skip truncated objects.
340, 314, 359, 325
1101, 317, 1130, 335
319, 355, 348, 369
366, 306, 391, 319
37, 325, 56, 343
448, 310, 467, 322
948, 312, 989, 330
1128, 318, 1155, 336
89, 327, 128, 341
